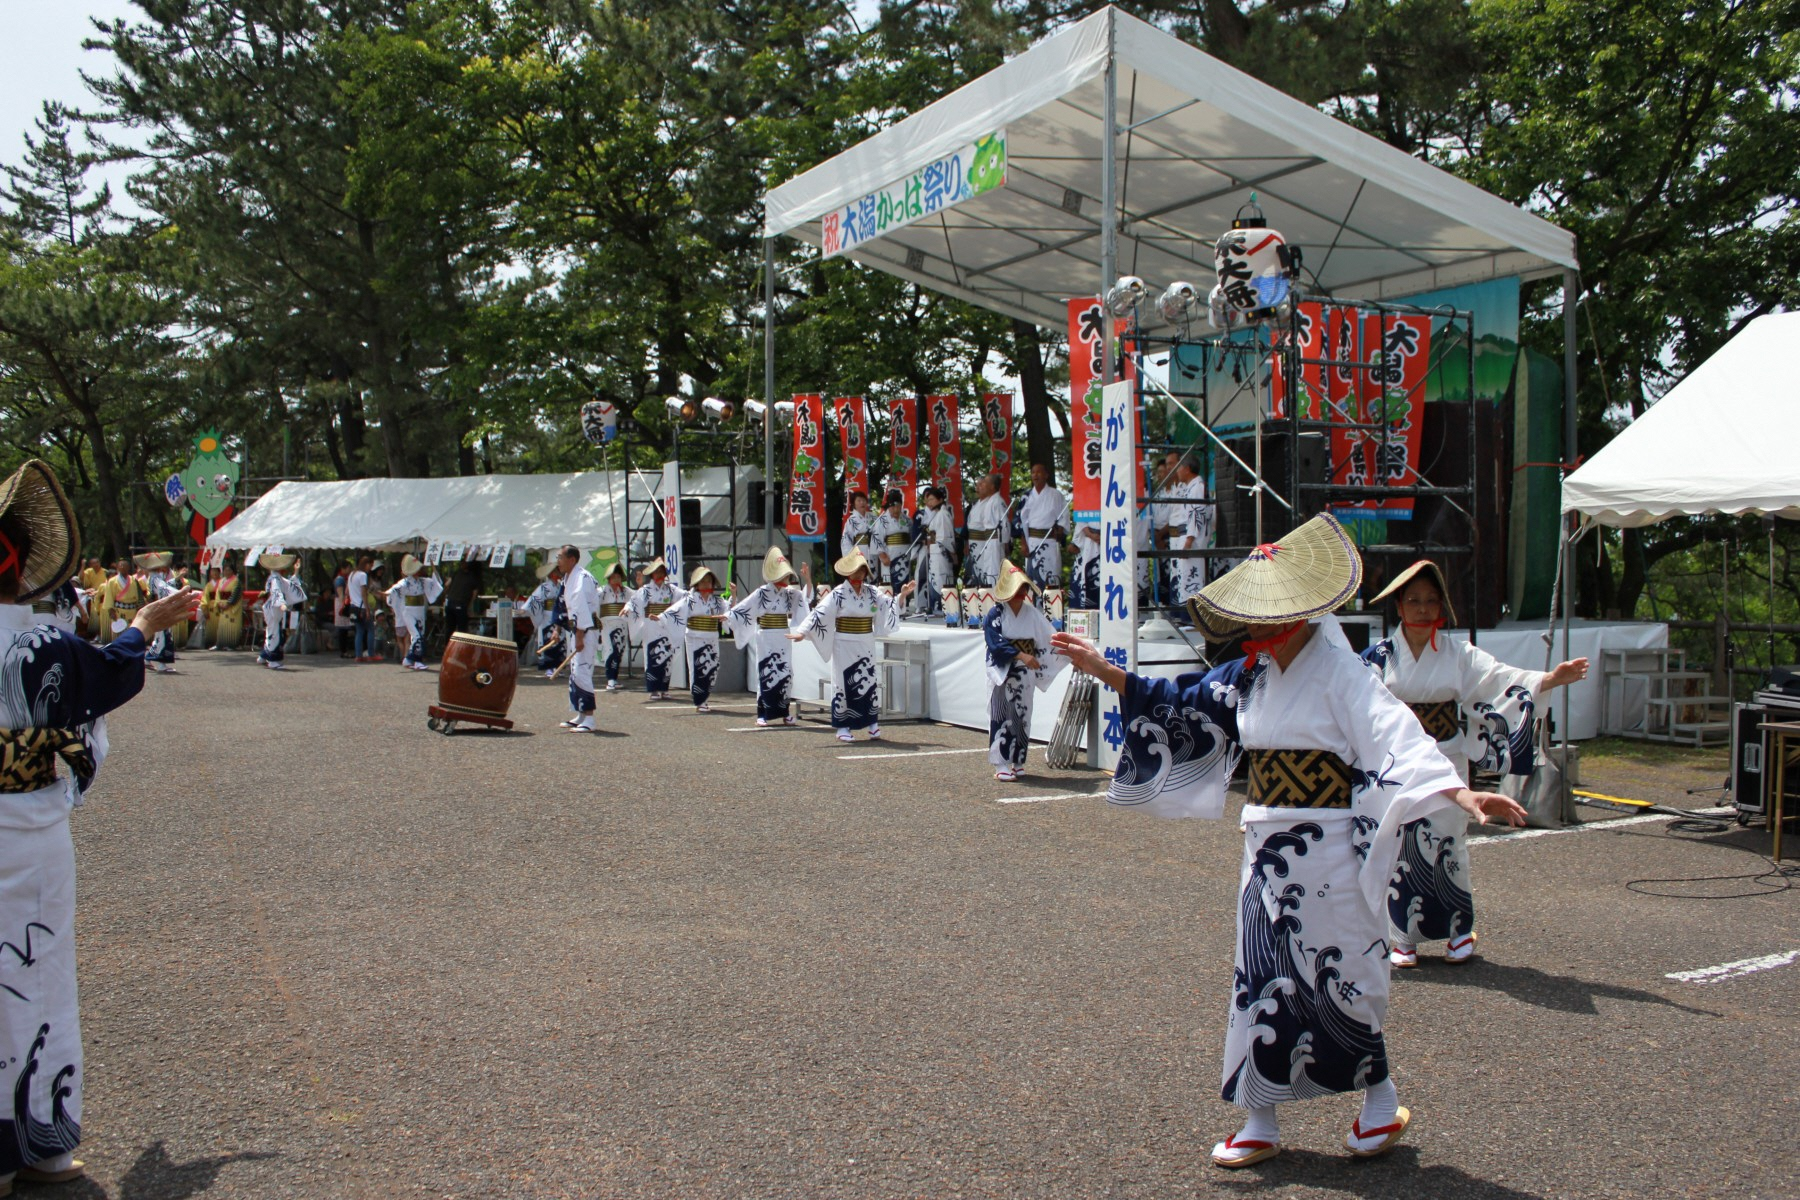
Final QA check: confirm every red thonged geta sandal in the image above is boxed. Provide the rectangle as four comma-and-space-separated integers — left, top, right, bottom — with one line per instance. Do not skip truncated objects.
1345, 1106, 1411, 1157
1211, 1134, 1281, 1168
1446, 932, 1479, 962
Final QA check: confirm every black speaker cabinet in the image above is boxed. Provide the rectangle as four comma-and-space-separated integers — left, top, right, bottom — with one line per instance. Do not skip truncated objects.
1213, 431, 1328, 548
680, 497, 703, 557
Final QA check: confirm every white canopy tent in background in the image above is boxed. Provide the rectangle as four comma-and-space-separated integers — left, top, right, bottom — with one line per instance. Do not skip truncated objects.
207, 468, 761, 556
1562, 312, 1800, 527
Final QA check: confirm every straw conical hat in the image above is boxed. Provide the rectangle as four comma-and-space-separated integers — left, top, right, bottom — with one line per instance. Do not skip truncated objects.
605, 560, 626, 581
534, 558, 557, 580
133, 552, 172, 571
763, 546, 799, 584
401, 553, 423, 576
993, 559, 1035, 603
1191, 513, 1361, 637
1368, 559, 1457, 627
834, 548, 872, 578
689, 564, 720, 588
259, 552, 296, 571
643, 557, 668, 577
0, 460, 80, 605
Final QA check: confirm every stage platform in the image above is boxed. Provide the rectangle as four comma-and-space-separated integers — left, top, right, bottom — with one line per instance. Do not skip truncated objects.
759, 615, 1667, 746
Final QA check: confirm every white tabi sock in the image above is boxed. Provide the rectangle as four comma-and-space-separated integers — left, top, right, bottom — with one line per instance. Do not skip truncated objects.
1237, 1105, 1279, 1144
1360, 1078, 1399, 1129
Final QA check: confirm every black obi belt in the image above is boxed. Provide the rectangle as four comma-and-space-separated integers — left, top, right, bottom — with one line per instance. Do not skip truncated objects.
1247, 748, 1355, 809
1409, 700, 1463, 743
0, 728, 93, 795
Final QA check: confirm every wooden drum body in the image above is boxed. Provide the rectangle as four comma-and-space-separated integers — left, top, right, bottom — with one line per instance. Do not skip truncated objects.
433, 632, 520, 729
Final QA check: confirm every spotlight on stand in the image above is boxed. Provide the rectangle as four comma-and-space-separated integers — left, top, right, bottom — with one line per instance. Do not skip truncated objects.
742, 399, 768, 419
664, 395, 698, 423
1104, 275, 1148, 318
772, 400, 796, 422
700, 397, 735, 423
1156, 281, 1203, 330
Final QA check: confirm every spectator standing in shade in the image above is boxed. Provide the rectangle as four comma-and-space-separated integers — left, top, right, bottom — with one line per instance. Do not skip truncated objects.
444, 560, 481, 636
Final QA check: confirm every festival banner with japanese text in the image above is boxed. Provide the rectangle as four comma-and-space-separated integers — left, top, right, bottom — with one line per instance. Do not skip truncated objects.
835, 395, 870, 506
1332, 313, 1432, 521
927, 393, 965, 531
1270, 302, 1327, 421
1096, 380, 1139, 773
886, 395, 918, 516
981, 392, 1013, 498
821, 131, 1009, 259
1068, 297, 1105, 522
786, 393, 827, 542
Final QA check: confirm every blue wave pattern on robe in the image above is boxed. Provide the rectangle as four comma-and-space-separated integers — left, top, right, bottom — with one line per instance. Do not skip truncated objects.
1107, 662, 1245, 814
644, 638, 673, 694
755, 651, 791, 720
833, 655, 879, 729
1388, 816, 1475, 942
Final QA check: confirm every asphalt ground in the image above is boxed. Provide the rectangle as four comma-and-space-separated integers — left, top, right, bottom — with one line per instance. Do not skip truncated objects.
45, 648, 1800, 1199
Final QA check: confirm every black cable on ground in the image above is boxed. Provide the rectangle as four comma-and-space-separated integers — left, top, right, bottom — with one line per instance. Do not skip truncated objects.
1624, 820, 1800, 899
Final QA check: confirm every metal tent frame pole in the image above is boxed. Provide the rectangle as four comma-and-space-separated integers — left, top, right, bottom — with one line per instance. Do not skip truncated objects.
763, 236, 777, 544
1099, 12, 1117, 387
1559, 267, 1580, 810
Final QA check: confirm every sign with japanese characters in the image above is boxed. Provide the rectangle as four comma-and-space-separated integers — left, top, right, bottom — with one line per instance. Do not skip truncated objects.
927, 393, 965, 531
835, 395, 870, 506
1068, 297, 1105, 522
887, 395, 919, 516
981, 392, 1014, 499
1097, 380, 1139, 773
786, 393, 827, 542
820, 131, 1008, 258
662, 461, 684, 583
1333, 312, 1432, 521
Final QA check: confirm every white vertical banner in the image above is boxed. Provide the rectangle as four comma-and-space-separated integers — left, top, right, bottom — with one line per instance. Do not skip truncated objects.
662, 461, 683, 586
1097, 380, 1139, 772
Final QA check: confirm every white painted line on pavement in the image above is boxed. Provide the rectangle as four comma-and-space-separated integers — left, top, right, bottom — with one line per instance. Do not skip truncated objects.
838, 747, 988, 761
1667, 949, 1800, 985
993, 790, 1105, 805
1466, 806, 1732, 848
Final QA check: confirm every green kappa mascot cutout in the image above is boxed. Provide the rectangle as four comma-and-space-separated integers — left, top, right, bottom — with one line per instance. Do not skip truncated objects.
178, 429, 241, 544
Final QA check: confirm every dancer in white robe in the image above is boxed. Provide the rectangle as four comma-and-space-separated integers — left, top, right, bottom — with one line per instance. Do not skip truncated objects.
841, 492, 875, 563
0, 460, 194, 1192
1053, 515, 1525, 1170
1363, 560, 1588, 966
1015, 462, 1068, 589
870, 491, 914, 594
982, 560, 1067, 781
525, 562, 564, 657
597, 563, 632, 692
1171, 454, 1215, 604
791, 549, 914, 741
556, 545, 601, 731
963, 474, 1007, 588
662, 566, 729, 712
727, 547, 813, 726
624, 559, 685, 699
917, 486, 957, 615
385, 554, 443, 671
256, 554, 303, 669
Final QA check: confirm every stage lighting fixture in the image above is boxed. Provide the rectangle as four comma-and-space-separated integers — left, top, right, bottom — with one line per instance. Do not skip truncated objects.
700, 397, 735, 422
1105, 275, 1148, 317
742, 399, 768, 418
772, 400, 796, 419
664, 395, 699, 423
1157, 281, 1203, 326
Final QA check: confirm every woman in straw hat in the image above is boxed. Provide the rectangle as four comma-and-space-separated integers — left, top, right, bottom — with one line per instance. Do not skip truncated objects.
135, 553, 181, 674
727, 547, 815, 727
596, 562, 633, 692
385, 554, 444, 671
525, 556, 565, 669
789, 549, 915, 741
1052, 514, 1527, 1169
982, 560, 1067, 782
255, 553, 305, 669
661, 565, 732, 712
0, 461, 194, 1191
624, 558, 684, 699
1363, 560, 1588, 967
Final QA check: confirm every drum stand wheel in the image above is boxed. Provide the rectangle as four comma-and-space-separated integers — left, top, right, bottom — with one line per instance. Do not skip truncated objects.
426, 704, 514, 735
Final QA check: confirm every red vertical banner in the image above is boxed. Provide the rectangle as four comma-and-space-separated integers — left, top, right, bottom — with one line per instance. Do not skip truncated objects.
926, 393, 965, 531
886, 395, 918, 516
1068, 297, 1104, 521
1271, 302, 1326, 421
981, 392, 1013, 498
1325, 304, 1368, 499
834, 395, 869, 506
786, 393, 826, 541
1355, 312, 1431, 519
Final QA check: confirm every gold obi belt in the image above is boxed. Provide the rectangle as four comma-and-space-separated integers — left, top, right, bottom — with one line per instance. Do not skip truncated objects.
646, 603, 670, 617
403, 595, 426, 607
1247, 749, 1355, 810
1010, 638, 1038, 654
31, 601, 57, 615
757, 613, 791, 629
853, 533, 872, 545
1027, 527, 1054, 538
837, 616, 875, 634
1409, 700, 1463, 743
884, 534, 910, 546
687, 615, 722, 633
969, 527, 999, 541
0, 728, 93, 795
599, 602, 626, 617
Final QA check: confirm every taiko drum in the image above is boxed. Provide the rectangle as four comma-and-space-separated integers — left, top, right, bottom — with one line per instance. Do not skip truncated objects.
437, 632, 520, 722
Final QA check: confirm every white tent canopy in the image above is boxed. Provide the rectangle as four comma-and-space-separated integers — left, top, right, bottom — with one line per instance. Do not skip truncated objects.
762, 5, 1578, 330
207, 468, 760, 552
1562, 313, 1800, 528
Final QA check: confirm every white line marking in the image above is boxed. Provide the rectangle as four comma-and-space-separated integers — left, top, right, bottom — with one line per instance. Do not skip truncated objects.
1466, 806, 1731, 847
837, 747, 988, 761
1667, 949, 1800, 985
993, 790, 1104, 805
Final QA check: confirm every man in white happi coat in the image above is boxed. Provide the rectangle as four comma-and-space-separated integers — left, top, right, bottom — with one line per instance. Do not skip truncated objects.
385, 554, 443, 671
255, 553, 304, 669
556, 544, 601, 732
963, 472, 1007, 588
1171, 452, 1215, 607
728, 547, 813, 726
1015, 462, 1067, 590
